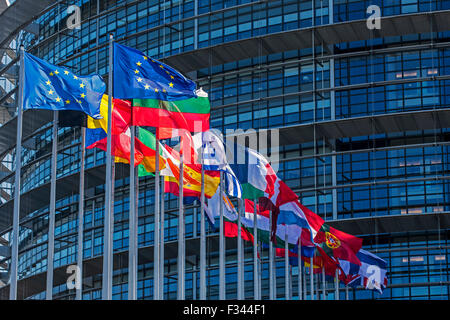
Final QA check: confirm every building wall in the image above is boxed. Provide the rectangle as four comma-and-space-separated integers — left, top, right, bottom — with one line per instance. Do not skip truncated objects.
0, 0, 449, 300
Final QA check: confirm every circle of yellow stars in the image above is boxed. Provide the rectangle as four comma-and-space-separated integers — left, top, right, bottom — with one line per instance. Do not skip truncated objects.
134, 55, 179, 94
46, 68, 87, 105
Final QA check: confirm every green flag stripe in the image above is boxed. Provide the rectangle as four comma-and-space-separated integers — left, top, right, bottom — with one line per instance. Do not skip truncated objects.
133, 97, 210, 114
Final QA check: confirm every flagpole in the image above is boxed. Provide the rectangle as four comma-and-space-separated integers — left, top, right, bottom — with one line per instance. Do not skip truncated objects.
310, 256, 314, 300
199, 150, 206, 300
237, 198, 243, 300
177, 148, 185, 300
76, 127, 86, 300
10, 44, 25, 300
303, 260, 307, 300
102, 33, 114, 300
297, 243, 302, 300
345, 284, 349, 300
46, 110, 58, 300
253, 198, 258, 299
269, 210, 274, 300
160, 178, 165, 300
154, 135, 160, 300
335, 269, 339, 300
322, 267, 326, 300
128, 125, 137, 300
219, 171, 225, 300
285, 228, 290, 300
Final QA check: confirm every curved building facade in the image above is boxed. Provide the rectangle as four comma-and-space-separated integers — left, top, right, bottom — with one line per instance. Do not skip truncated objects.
0, 0, 449, 300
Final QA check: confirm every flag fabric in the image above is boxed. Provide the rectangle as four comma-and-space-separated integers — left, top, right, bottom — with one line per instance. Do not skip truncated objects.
198, 130, 242, 198
113, 43, 197, 101
160, 133, 220, 199
204, 190, 253, 242
85, 95, 164, 173
132, 90, 210, 138
23, 52, 105, 119
229, 144, 276, 200
344, 249, 388, 293
240, 199, 302, 249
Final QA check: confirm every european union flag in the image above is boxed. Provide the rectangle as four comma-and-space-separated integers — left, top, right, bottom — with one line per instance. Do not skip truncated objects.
23, 52, 105, 119
113, 43, 197, 100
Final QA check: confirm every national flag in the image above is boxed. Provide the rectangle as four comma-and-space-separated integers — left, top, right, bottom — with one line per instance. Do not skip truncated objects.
132, 90, 210, 139
113, 43, 197, 101
204, 190, 253, 242
240, 199, 302, 249
85, 95, 164, 173
314, 223, 363, 266
344, 249, 388, 293
23, 52, 105, 119
198, 130, 242, 198
229, 144, 277, 200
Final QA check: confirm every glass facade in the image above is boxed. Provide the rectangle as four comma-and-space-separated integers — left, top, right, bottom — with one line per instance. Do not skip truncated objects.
0, 0, 449, 300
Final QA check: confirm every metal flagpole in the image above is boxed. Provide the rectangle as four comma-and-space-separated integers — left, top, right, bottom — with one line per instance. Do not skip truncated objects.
76, 127, 86, 300
102, 33, 114, 300
303, 260, 307, 300
269, 210, 274, 300
310, 256, 314, 300
160, 178, 165, 300
10, 44, 25, 300
154, 136, 160, 300
335, 269, 339, 300
46, 111, 58, 300
199, 153, 206, 300
345, 284, 349, 300
128, 125, 137, 300
237, 198, 243, 300
253, 198, 258, 299
297, 250, 302, 300
219, 172, 225, 300
258, 240, 262, 299
177, 147, 185, 300
284, 227, 289, 300
322, 267, 326, 300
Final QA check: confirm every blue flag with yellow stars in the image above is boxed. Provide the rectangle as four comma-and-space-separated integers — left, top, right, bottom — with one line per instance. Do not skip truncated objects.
23, 52, 105, 119
113, 43, 197, 100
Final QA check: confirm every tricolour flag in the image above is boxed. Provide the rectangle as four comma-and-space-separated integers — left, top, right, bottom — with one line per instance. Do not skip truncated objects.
85, 95, 164, 172
23, 52, 105, 119
132, 90, 210, 139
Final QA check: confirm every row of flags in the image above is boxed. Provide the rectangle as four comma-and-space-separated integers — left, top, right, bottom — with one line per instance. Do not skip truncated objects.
22, 42, 388, 296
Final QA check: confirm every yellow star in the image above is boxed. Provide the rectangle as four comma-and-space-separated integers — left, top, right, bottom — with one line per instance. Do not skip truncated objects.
49, 72, 54, 76
134, 69, 139, 74
76, 99, 81, 104
136, 61, 142, 66
155, 88, 159, 92
56, 97, 61, 102
137, 77, 143, 82
46, 80, 51, 85
143, 56, 148, 60
165, 70, 170, 74
169, 82, 174, 88
73, 75, 78, 80
80, 83, 85, 88
66, 100, 70, 104
170, 75, 174, 79
163, 89, 166, 93
64, 70, 69, 75
54, 70, 59, 75
48, 90, 54, 95
144, 84, 150, 90
80, 93, 86, 98
159, 65, 164, 69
